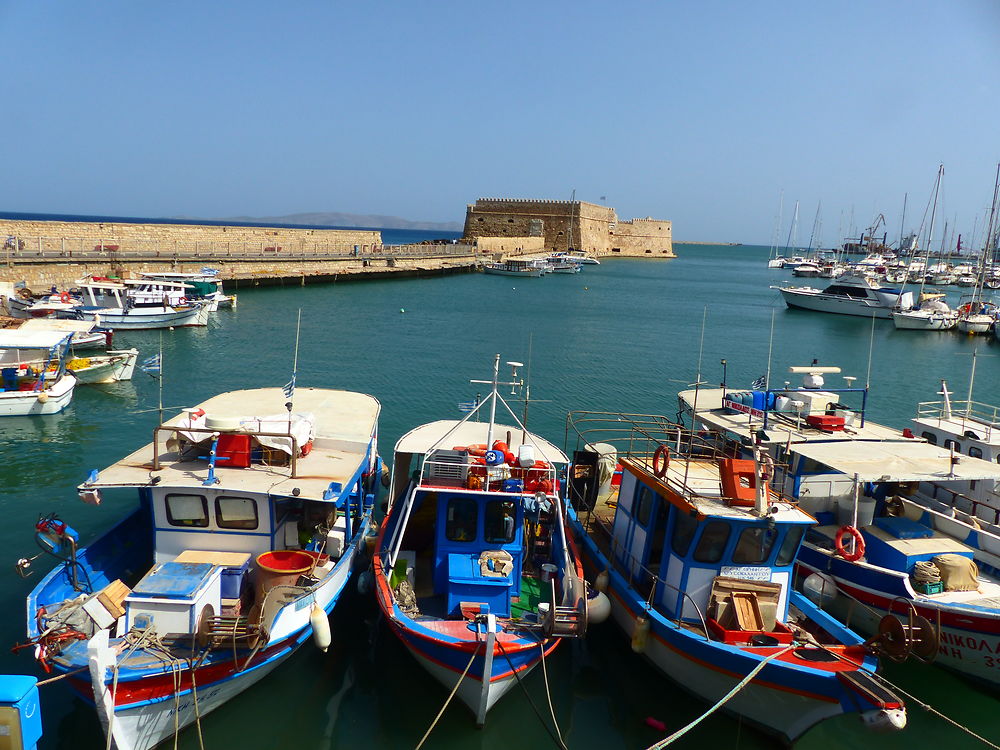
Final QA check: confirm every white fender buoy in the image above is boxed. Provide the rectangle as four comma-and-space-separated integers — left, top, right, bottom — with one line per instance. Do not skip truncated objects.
587, 585, 611, 625
595, 570, 609, 593
310, 603, 331, 652
631, 615, 650, 653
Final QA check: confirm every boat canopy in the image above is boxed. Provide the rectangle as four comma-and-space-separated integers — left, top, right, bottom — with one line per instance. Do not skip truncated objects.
0, 330, 72, 350
395, 419, 568, 464
788, 440, 1000, 482
18, 318, 97, 334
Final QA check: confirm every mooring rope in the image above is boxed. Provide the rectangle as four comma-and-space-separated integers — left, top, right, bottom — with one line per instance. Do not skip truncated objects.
497, 639, 567, 750
414, 642, 481, 750
646, 645, 795, 749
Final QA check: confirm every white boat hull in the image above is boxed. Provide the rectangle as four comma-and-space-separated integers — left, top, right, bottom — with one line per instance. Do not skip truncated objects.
780, 288, 904, 319
70, 350, 139, 384
76, 305, 205, 330
0, 373, 76, 416
957, 316, 994, 335
892, 311, 956, 330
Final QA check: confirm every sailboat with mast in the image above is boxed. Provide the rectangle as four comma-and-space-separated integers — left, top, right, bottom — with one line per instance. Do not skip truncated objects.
957, 164, 1000, 335
893, 165, 958, 331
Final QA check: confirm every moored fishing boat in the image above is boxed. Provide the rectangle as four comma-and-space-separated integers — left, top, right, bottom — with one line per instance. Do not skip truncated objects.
564, 410, 906, 743
139, 270, 237, 310
0, 329, 77, 417
17, 386, 382, 750
65, 349, 139, 384
373, 356, 587, 726
70, 279, 208, 330
679, 363, 1000, 690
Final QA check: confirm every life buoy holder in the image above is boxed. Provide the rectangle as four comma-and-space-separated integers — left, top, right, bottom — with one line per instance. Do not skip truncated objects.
179, 296, 189, 305
835, 525, 865, 562
59, 291, 71, 304
652, 445, 670, 478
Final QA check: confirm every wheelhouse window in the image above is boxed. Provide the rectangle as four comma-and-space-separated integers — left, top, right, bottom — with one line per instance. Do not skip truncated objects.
484, 500, 516, 544
165, 493, 209, 528
943, 439, 962, 453
775, 526, 806, 566
215, 496, 258, 530
445, 497, 478, 542
921, 431, 937, 445
693, 521, 731, 563
732, 526, 778, 564
634, 486, 654, 526
969, 447, 983, 459
671, 511, 699, 557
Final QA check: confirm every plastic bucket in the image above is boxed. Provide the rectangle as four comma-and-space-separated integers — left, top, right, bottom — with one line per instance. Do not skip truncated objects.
254, 550, 315, 601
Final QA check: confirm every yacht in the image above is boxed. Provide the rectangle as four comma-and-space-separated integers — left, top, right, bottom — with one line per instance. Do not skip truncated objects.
776, 274, 914, 319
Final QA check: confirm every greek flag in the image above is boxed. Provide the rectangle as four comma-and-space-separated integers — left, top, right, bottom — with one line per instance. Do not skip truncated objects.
140, 354, 161, 376
282, 376, 296, 400
457, 401, 476, 413
751, 375, 766, 390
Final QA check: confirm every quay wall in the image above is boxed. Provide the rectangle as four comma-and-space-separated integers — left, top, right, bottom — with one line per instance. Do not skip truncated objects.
474, 236, 545, 255
0, 218, 381, 257
462, 198, 673, 258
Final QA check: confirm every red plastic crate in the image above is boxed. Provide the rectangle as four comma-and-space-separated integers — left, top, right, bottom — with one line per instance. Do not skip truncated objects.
805, 414, 845, 431
217, 434, 251, 468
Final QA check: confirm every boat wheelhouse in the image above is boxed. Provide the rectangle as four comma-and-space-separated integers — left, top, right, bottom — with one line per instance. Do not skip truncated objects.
679, 363, 1000, 689
373, 357, 587, 726
775, 274, 914, 318
564, 412, 905, 743
139, 271, 237, 311
20, 387, 381, 750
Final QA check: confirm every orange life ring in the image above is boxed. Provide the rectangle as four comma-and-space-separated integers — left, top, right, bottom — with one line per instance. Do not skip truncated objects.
835, 525, 865, 561
466, 443, 487, 457
652, 445, 670, 478
59, 291, 71, 303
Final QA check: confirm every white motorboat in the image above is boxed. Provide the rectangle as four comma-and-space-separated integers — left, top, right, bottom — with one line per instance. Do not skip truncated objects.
892, 294, 957, 330
70, 280, 209, 329
8, 318, 112, 349
791, 261, 822, 277
562, 250, 600, 265
66, 349, 140, 384
0, 329, 77, 416
138, 270, 237, 310
776, 274, 914, 319
483, 260, 545, 277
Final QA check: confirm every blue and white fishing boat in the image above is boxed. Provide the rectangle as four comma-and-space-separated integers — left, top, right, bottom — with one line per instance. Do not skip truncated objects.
680, 362, 1000, 690
564, 410, 907, 744
18, 386, 381, 750
373, 356, 587, 726
0, 329, 76, 417
70, 279, 209, 330
482, 259, 545, 277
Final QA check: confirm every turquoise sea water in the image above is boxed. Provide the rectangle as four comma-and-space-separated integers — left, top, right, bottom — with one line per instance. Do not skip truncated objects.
1, 243, 998, 749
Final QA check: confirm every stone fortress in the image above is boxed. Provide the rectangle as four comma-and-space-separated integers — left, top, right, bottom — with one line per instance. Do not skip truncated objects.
462, 198, 673, 258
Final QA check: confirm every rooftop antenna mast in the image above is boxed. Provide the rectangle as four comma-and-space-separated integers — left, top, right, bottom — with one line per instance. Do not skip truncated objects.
470, 354, 523, 449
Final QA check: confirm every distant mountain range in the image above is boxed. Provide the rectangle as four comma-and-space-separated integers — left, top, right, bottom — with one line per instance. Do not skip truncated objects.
216, 212, 463, 232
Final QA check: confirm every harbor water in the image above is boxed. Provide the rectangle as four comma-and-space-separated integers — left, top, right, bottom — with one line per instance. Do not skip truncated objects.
1, 241, 998, 749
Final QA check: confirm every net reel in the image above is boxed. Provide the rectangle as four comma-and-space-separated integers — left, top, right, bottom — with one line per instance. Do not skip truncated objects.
868, 602, 939, 663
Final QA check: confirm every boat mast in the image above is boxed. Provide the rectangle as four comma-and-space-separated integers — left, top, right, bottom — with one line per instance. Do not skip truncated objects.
919, 165, 944, 300
782, 201, 799, 256
898, 192, 908, 254
769, 190, 784, 260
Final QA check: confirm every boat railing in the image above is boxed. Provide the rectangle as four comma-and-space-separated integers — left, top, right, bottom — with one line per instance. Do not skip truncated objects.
916, 399, 1000, 437
917, 481, 1000, 527
151, 425, 301, 478
565, 411, 793, 506
419, 448, 559, 492
574, 501, 711, 637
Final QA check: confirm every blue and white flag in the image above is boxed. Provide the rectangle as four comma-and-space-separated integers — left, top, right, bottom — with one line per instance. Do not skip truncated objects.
457, 401, 477, 413
282, 376, 296, 400
751, 375, 766, 390
141, 354, 161, 376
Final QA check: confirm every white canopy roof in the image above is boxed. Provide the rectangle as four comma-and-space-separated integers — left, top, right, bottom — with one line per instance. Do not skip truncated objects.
18, 318, 97, 334
395, 419, 568, 464
789, 440, 1000, 482
0, 329, 72, 349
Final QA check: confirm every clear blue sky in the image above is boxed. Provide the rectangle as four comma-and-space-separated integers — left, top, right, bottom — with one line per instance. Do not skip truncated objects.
1, 1, 997, 244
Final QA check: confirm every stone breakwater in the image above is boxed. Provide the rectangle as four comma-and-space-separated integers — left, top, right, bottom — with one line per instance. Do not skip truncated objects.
1, 218, 483, 289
